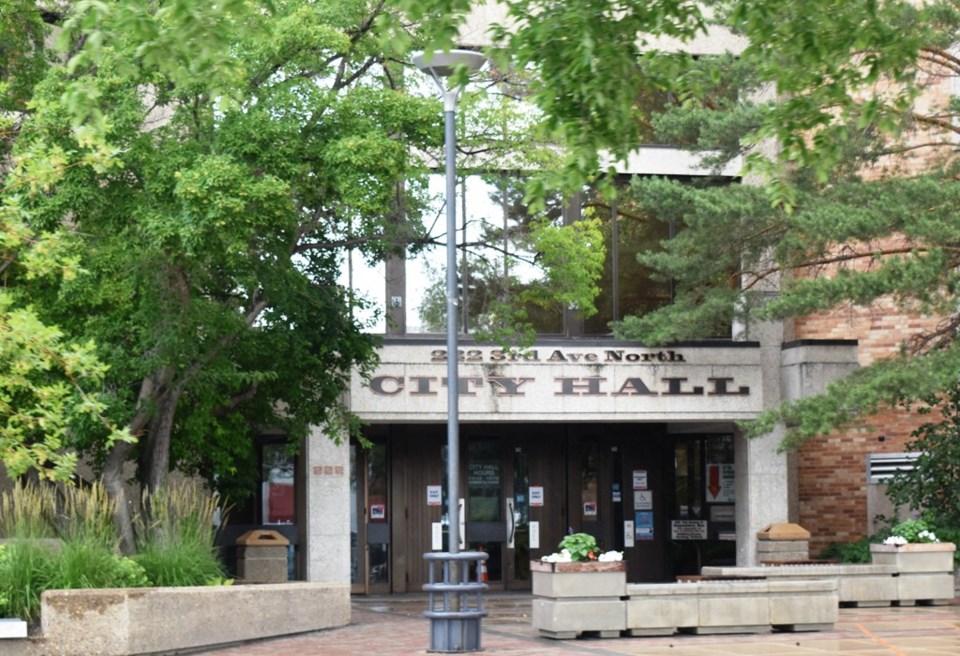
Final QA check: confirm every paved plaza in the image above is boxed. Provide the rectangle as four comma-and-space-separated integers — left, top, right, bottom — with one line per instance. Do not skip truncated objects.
196, 594, 960, 656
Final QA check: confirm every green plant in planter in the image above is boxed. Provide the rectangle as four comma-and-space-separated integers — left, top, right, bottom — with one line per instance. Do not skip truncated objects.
886, 518, 939, 545
557, 533, 599, 561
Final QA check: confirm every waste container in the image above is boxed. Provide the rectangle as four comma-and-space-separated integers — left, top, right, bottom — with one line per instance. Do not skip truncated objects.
236, 529, 290, 583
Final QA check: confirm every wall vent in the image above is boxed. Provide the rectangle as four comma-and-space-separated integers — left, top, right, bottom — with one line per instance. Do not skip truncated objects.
867, 452, 920, 484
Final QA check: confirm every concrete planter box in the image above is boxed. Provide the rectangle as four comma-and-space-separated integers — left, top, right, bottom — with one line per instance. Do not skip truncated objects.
531, 560, 627, 638
3, 582, 349, 656
869, 542, 956, 573
702, 564, 900, 606
702, 542, 956, 607
531, 559, 627, 598
870, 542, 956, 605
623, 579, 837, 636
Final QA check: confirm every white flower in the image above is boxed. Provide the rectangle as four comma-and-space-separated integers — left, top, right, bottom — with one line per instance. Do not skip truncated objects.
883, 535, 908, 546
597, 550, 623, 562
541, 548, 573, 563
918, 530, 940, 543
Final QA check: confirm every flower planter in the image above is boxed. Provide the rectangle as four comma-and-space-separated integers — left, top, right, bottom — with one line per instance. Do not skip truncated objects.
531, 559, 627, 597
870, 542, 956, 605
870, 542, 955, 573
531, 560, 627, 638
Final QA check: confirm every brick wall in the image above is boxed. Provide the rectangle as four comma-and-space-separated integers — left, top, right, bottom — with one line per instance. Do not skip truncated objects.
793, 298, 943, 554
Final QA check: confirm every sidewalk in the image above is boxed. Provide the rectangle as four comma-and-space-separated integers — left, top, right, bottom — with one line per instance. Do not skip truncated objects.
194, 594, 960, 655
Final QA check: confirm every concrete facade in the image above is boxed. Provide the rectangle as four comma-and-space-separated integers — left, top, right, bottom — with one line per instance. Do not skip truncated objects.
304, 427, 351, 583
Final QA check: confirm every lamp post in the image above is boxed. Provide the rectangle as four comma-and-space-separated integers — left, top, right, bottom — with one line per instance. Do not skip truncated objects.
412, 49, 486, 556
413, 49, 488, 653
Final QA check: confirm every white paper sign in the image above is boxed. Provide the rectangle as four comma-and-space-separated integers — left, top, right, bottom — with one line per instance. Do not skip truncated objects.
426, 485, 442, 506
431, 522, 442, 550
530, 486, 544, 507
624, 520, 635, 548
530, 521, 540, 549
633, 469, 648, 490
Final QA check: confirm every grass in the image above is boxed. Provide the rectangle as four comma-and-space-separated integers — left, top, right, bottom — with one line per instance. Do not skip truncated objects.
0, 478, 228, 622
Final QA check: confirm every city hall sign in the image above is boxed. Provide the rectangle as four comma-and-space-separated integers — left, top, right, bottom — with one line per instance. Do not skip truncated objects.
351, 344, 765, 421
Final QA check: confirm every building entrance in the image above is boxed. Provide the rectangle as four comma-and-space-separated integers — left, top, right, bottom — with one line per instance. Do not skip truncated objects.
349, 424, 736, 593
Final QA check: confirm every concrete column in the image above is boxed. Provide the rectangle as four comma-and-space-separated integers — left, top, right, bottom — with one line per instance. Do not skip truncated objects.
736, 338, 859, 565
304, 426, 351, 582
735, 315, 790, 566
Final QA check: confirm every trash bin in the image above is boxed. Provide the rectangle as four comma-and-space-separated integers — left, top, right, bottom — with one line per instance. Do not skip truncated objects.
236, 529, 290, 583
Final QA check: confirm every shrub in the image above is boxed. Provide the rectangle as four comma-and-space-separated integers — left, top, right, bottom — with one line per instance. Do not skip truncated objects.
133, 480, 228, 586
818, 536, 873, 563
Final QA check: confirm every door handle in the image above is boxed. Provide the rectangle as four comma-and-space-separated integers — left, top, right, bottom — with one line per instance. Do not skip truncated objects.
506, 499, 516, 548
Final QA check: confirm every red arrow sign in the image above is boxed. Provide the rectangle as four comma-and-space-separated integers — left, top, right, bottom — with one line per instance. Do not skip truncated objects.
707, 464, 722, 500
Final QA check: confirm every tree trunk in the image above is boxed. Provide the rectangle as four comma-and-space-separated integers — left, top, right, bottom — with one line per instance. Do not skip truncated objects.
140, 382, 183, 495
101, 369, 176, 554
102, 438, 137, 554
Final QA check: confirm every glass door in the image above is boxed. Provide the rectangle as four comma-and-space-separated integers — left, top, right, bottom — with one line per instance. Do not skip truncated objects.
350, 441, 390, 594
465, 437, 504, 586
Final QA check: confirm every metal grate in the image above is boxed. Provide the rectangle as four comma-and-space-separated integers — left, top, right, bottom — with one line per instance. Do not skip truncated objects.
867, 452, 920, 484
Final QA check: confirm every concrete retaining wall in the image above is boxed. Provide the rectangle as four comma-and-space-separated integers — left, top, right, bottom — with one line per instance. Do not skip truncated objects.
3, 582, 349, 656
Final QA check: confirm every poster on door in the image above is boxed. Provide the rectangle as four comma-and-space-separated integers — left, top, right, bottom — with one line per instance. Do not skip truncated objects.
634, 511, 654, 540
705, 463, 735, 503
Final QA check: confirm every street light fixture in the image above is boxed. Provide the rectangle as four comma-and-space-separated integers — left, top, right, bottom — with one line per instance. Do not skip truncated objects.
412, 48, 485, 557
413, 48, 488, 654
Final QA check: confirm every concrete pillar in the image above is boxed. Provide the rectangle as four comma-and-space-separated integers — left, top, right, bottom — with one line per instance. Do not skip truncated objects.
304, 426, 351, 582
736, 339, 859, 566
736, 314, 790, 566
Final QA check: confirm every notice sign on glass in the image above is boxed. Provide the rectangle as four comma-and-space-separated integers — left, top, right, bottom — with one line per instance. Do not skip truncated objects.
671, 519, 708, 540
426, 485, 442, 506
632, 469, 648, 490
530, 486, 544, 507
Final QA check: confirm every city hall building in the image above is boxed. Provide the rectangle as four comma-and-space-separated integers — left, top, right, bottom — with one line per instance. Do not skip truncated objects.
333, 336, 858, 593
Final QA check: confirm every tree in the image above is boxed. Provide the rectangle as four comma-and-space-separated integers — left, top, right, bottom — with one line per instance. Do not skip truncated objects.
402, 0, 960, 449
0, 1, 133, 483
887, 384, 960, 529
3, 0, 606, 551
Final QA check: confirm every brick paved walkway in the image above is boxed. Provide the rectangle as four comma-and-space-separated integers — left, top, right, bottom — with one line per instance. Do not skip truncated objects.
196, 596, 960, 655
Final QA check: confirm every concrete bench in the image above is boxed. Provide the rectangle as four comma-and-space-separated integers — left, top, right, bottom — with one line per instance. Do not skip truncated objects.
702, 544, 955, 608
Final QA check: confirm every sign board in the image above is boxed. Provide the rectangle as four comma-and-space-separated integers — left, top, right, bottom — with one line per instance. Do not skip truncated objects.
671, 519, 708, 540
530, 521, 540, 549
624, 520, 635, 547
710, 505, 735, 523
635, 511, 654, 540
431, 522, 442, 550
634, 490, 653, 510
706, 463, 735, 503
426, 485, 442, 506
633, 469, 648, 490
530, 486, 544, 507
